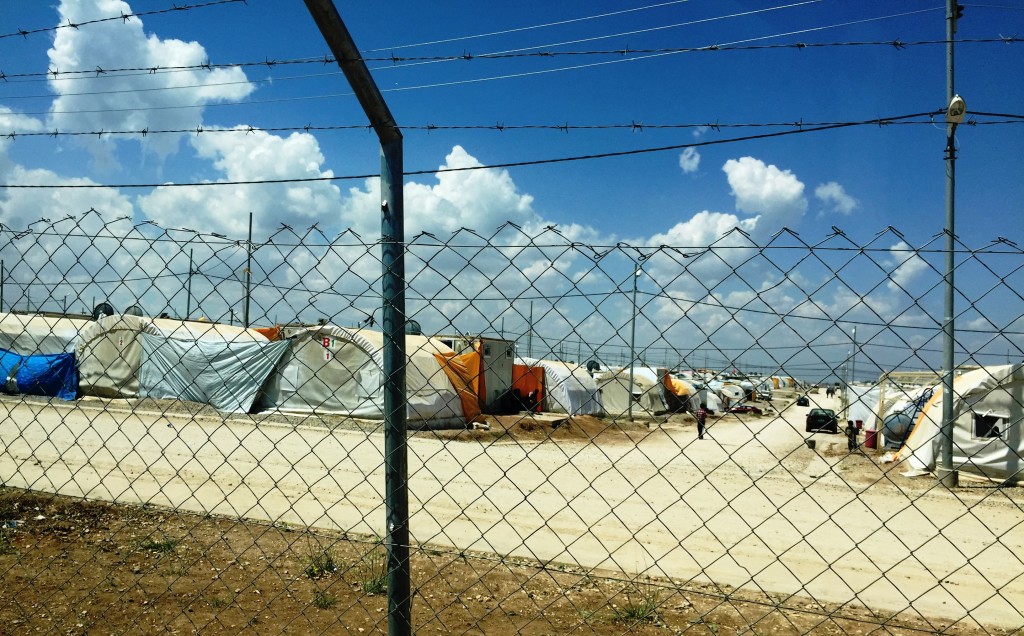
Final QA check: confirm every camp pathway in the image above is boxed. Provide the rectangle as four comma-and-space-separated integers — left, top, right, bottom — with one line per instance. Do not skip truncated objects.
0, 396, 1021, 629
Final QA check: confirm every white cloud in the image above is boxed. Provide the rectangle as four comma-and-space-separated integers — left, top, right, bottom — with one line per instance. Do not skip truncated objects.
341, 145, 539, 237
0, 108, 45, 153
722, 156, 807, 231
47, 0, 255, 166
678, 147, 700, 174
138, 128, 342, 238
815, 181, 858, 215
887, 240, 929, 293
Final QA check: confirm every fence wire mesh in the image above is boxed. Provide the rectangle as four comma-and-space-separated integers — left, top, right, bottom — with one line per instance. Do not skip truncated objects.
0, 213, 1023, 635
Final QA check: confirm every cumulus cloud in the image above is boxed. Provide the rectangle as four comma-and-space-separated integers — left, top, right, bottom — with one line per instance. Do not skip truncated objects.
139, 128, 342, 238
887, 240, 929, 293
47, 0, 255, 166
722, 156, 807, 231
815, 181, 858, 215
0, 108, 45, 153
341, 145, 539, 237
678, 147, 700, 174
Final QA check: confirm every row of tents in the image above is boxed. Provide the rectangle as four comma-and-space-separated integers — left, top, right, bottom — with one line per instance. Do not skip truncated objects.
0, 312, 705, 425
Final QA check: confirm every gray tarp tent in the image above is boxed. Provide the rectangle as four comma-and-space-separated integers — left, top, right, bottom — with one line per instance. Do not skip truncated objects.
77, 315, 275, 404
137, 332, 289, 412
258, 325, 463, 423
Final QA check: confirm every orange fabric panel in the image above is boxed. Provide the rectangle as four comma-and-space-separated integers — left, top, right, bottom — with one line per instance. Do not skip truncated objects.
666, 377, 692, 397
434, 351, 483, 422
511, 364, 544, 413
253, 326, 282, 341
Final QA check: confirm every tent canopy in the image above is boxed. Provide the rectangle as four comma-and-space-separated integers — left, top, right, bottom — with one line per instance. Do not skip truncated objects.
260, 325, 463, 423
898, 364, 1024, 483
78, 314, 271, 400
0, 312, 89, 356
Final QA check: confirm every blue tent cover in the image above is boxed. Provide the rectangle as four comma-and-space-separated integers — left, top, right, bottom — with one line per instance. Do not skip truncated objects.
0, 348, 78, 401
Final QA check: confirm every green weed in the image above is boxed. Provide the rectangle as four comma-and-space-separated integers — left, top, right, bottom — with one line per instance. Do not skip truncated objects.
312, 590, 336, 609
304, 549, 337, 579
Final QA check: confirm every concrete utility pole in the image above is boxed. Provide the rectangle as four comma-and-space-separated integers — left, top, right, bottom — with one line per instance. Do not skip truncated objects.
302, 2, 410, 633
939, 0, 964, 488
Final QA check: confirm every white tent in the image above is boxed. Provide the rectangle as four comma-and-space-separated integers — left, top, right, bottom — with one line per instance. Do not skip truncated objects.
77, 315, 281, 412
694, 386, 724, 414
259, 325, 463, 423
517, 357, 603, 416
596, 366, 668, 418
898, 364, 1024, 483
0, 312, 89, 355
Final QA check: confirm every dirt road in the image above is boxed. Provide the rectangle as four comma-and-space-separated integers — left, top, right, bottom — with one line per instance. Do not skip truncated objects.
1, 395, 1021, 628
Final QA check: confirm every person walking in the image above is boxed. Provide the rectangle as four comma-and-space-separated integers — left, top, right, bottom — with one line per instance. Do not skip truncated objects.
696, 402, 708, 440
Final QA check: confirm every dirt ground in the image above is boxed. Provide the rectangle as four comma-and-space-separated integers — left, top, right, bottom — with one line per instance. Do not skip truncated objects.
0, 402, 1014, 635
0, 487, 1003, 636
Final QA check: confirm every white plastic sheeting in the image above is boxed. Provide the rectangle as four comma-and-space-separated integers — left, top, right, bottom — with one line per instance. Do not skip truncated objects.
138, 333, 290, 413
78, 315, 270, 399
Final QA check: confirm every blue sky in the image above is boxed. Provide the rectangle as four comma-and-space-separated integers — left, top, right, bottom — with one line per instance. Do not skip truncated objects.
1, 0, 1023, 380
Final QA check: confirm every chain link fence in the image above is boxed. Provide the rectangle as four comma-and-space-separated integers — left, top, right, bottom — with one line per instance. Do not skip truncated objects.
0, 213, 1022, 634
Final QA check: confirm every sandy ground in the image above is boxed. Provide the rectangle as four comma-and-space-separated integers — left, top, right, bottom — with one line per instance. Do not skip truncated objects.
1, 392, 1022, 629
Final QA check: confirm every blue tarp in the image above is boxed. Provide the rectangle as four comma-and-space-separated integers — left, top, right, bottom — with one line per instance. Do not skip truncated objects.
0, 348, 78, 401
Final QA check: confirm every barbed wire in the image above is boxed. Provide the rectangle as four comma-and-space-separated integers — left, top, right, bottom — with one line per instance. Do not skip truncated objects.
0, 111, 941, 189
1, 36, 1019, 83
3, 114, 1019, 141
0, 0, 248, 41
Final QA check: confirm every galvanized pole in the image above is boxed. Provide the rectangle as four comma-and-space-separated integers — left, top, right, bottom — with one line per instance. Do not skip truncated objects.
938, 0, 960, 487
0, 260, 4, 312
243, 212, 253, 328
628, 263, 639, 421
302, 2, 410, 632
528, 301, 533, 358
186, 249, 194, 319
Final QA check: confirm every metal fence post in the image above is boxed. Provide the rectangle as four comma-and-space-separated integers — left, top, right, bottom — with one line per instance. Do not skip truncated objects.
302, 2, 411, 632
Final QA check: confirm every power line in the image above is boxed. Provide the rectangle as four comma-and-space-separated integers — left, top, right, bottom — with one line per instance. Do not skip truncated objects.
0, 0, 248, 41
5, 36, 1019, 84
0, 111, 940, 189
362, 0, 700, 52
5, 114, 1020, 141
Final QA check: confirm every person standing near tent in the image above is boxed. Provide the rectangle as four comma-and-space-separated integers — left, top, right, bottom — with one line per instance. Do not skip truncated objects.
696, 402, 708, 440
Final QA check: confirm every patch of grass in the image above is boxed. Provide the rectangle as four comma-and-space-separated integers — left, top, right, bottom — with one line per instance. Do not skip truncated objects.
610, 581, 662, 625
140, 537, 178, 554
304, 549, 337, 580
358, 545, 388, 595
205, 593, 236, 609
312, 590, 336, 609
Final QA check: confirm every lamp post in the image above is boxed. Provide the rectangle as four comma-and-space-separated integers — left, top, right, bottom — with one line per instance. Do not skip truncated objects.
627, 262, 641, 421
938, 0, 965, 488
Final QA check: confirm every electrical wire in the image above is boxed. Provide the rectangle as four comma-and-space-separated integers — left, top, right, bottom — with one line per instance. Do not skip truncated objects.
0, 111, 943, 189
6, 34, 1016, 85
